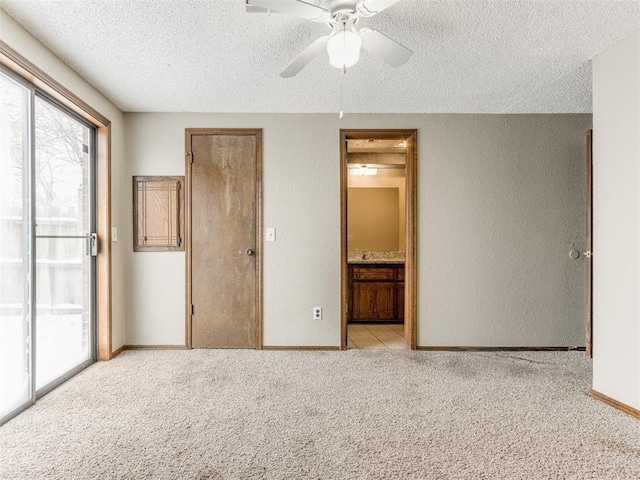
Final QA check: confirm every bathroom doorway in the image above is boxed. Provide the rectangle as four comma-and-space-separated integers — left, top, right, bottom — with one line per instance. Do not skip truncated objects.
340, 130, 417, 350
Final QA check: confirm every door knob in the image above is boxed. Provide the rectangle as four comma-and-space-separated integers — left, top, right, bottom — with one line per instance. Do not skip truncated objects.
246, 248, 255, 256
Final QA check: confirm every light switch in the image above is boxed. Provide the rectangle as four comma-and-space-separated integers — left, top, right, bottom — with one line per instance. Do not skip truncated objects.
112, 227, 118, 242
266, 228, 276, 242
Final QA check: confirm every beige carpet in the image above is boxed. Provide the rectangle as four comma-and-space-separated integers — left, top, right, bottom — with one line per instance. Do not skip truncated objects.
0, 350, 638, 479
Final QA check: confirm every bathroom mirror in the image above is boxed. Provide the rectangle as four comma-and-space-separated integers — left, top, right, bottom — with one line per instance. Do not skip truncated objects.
347, 187, 400, 251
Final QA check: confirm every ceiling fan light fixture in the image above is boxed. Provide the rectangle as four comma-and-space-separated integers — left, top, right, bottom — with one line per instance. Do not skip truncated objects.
327, 20, 362, 69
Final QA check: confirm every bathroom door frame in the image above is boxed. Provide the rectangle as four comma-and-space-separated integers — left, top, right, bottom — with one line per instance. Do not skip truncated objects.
340, 129, 418, 350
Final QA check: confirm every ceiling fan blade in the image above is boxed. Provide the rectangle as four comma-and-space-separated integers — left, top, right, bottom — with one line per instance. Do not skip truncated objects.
359, 27, 412, 67
280, 35, 330, 78
246, 0, 330, 22
357, 0, 403, 17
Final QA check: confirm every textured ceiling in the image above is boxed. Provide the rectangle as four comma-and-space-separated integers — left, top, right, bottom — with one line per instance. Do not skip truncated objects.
1, 0, 638, 113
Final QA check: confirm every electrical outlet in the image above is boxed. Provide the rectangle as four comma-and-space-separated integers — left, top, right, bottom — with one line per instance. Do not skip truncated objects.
313, 307, 322, 320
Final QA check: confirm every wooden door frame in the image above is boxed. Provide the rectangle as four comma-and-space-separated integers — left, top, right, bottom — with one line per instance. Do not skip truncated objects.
340, 129, 418, 350
184, 128, 263, 349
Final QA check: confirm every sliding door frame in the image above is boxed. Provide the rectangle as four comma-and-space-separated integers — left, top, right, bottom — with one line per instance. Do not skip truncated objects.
33, 91, 98, 396
0, 64, 100, 422
0, 41, 112, 426
0, 40, 112, 362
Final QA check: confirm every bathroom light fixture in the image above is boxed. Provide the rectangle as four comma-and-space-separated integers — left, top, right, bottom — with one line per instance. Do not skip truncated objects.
327, 18, 362, 69
349, 165, 378, 176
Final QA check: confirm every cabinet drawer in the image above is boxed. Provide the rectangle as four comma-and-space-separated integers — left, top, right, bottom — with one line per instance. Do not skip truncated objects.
353, 267, 395, 281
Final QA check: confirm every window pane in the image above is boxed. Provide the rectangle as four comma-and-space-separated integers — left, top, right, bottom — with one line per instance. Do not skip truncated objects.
34, 98, 90, 236
34, 97, 92, 390
0, 71, 31, 419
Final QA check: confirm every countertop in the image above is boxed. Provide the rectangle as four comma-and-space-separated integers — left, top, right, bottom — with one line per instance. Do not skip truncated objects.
347, 251, 405, 265
348, 259, 405, 265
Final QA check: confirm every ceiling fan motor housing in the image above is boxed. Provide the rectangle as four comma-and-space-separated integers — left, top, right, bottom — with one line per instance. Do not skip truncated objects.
325, 0, 380, 18
329, 1, 359, 13
328, 11, 359, 29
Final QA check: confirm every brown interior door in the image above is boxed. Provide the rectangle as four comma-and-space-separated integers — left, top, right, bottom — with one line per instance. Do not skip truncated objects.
586, 129, 593, 358
188, 130, 261, 348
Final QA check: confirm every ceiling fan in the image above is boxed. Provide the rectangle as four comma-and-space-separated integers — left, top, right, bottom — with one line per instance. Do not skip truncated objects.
245, 0, 413, 77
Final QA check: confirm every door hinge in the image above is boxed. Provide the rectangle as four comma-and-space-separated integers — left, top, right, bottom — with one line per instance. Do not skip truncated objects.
191, 304, 194, 315
584, 251, 593, 259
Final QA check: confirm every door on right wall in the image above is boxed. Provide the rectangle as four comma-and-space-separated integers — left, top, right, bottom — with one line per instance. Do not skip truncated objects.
586, 129, 593, 357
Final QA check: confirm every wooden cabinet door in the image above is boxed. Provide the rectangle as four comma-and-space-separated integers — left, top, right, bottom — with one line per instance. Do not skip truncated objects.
396, 282, 405, 320
352, 282, 395, 320
351, 283, 366, 320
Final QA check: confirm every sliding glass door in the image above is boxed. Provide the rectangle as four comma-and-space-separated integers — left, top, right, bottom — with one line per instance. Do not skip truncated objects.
34, 95, 95, 392
0, 68, 32, 421
0, 67, 96, 423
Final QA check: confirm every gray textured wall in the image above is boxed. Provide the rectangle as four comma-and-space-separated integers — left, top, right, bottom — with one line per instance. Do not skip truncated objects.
420, 115, 591, 346
124, 113, 591, 347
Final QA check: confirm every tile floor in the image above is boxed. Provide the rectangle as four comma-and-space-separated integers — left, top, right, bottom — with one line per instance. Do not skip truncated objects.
347, 323, 405, 349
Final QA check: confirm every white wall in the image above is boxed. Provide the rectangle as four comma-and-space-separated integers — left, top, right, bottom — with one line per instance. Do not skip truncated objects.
124, 113, 591, 348
0, 10, 127, 350
592, 33, 640, 410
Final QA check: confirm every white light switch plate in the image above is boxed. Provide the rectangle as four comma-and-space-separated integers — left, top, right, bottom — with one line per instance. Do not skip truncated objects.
266, 227, 276, 242
112, 227, 118, 242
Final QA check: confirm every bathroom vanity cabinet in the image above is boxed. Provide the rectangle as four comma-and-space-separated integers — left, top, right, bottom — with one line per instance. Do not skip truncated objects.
348, 263, 405, 322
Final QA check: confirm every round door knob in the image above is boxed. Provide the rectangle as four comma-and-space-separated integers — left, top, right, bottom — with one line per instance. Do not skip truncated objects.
246, 248, 254, 256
